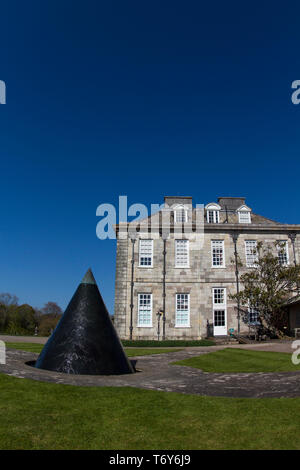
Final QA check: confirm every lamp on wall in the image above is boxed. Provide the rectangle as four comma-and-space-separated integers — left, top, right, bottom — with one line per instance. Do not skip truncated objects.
157, 309, 164, 341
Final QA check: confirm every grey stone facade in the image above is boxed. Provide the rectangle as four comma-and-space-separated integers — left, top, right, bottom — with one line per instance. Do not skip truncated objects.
114, 196, 300, 340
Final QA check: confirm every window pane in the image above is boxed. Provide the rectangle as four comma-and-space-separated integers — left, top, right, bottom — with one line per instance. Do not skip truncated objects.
248, 305, 260, 323
213, 288, 225, 305
175, 208, 187, 223
212, 240, 224, 266
214, 310, 225, 326
207, 210, 219, 223
139, 239, 153, 266
175, 239, 189, 267
176, 293, 189, 326
245, 240, 258, 267
277, 241, 288, 266
239, 211, 251, 223
138, 294, 152, 326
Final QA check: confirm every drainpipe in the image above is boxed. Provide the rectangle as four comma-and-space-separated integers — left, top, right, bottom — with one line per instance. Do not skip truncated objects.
231, 232, 240, 334
161, 232, 168, 340
129, 235, 136, 340
225, 205, 228, 223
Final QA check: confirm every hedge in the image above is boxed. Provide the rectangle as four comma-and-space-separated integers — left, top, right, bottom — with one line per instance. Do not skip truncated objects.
121, 339, 215, 347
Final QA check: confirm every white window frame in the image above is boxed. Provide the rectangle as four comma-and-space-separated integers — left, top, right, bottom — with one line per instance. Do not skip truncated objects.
248, 304, 260, 324
277, 240, 289, 266
175, 239, 189, 268
212, 287, 227, 332
207, 210, 220, 224
238, 211, 251, 224
139, 239, 153, 267
213, 287, 226, 307
211, 240, 225, 268
174, 206, 188, 223
245, 240, 258, 267
137, 293, 152, 327
175, 293, 190, 327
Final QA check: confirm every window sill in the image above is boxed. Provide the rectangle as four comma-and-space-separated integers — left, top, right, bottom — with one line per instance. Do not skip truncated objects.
137, 325, 153, 328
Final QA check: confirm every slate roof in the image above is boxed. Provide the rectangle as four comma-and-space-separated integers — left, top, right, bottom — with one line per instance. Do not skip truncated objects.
115, 196, 300, 231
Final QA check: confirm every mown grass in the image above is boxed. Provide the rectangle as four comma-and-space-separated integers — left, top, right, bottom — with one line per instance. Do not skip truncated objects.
6, 342, 43, 353
5, 342, 182, 357
126, 348, 182, 357
173, 348, 300, 373
1, 373, 300, 449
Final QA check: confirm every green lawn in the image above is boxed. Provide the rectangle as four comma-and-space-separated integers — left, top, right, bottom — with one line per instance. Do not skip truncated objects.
6, 342, 43, 353
5, 342, 182, 357
126, 348, 182, 357
173, 348, 300, 373
0, 373, 300, 449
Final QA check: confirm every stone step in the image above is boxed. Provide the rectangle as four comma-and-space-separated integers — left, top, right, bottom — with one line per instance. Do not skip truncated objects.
209, 336, 239, 345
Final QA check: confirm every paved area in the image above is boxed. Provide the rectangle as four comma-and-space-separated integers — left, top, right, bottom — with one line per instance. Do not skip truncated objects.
1, 342, 300, 398
0, 335, 49, 344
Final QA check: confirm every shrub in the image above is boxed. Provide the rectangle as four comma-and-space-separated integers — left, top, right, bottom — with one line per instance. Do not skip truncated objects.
121, 339, 215, 347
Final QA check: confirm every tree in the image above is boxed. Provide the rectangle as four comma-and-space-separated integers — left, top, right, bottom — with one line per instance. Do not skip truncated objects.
230, 241, 300, 336
37, 315, 61, 336
0, 303, 36, 335
37, 302, 63, 335
41, 302, 62, 317
0, 303, 9, 332
0, 297, 63, 336
16, 304, 36, 333
0, 293, 18, 306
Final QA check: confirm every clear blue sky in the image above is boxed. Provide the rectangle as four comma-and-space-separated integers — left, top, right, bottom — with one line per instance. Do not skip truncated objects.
1, 1, 300, 313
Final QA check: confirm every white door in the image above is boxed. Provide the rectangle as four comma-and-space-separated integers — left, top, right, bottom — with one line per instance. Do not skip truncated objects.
213, 309, 227, 335
213, 288, 227, 336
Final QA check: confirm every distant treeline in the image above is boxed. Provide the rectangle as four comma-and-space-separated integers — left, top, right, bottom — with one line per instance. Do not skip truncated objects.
0, 293, 62, 336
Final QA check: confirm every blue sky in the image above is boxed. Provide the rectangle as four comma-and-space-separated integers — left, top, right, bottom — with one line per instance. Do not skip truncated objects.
0, 1, 300, 313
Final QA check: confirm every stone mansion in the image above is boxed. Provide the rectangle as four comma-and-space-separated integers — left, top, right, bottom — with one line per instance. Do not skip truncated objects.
113, 196, 300, 340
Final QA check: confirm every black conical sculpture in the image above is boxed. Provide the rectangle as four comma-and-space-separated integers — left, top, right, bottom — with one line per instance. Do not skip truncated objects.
35, 269, 135, 375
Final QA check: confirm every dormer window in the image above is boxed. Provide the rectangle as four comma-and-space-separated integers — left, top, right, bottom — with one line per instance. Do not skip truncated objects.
208, 210, 219, 224
205, 203, 221, 224
239, 211, 251, 223
237, 205, 252, 224
174, 206, 188, 223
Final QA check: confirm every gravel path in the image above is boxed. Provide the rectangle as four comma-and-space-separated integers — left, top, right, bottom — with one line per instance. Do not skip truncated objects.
1, 343, 300, 398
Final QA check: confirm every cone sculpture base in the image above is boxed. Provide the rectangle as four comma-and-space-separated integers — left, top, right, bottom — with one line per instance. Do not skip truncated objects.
35, 270, 135, 375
